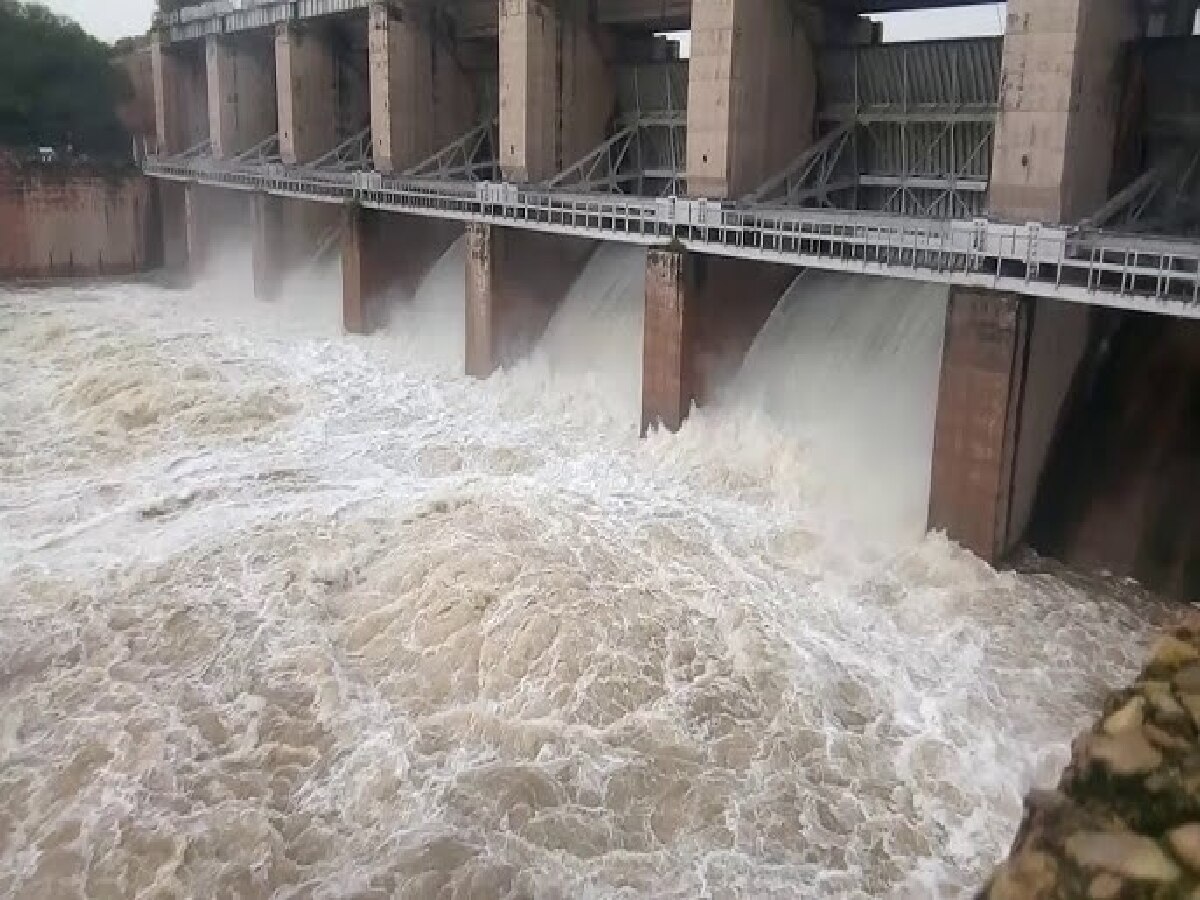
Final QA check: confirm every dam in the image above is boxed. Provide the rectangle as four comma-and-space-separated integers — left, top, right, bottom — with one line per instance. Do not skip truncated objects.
142, 0, 1200, 595
3, 0, 1200, 897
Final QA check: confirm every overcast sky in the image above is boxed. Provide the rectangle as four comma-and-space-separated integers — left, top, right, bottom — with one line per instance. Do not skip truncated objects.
44, 0, 1006, 45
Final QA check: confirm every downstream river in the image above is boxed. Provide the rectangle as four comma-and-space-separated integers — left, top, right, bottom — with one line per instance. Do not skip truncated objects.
0, 251, 1163, 899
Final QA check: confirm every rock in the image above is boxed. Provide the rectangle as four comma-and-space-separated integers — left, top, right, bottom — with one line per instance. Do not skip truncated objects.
1180, 694, 1200, 730
1088, 873, 1123, 899
1175, 664, 1200, 694
1169, 823, 1200, 873
987, 850, 1059, 900
1145, 722, 1192, 752
1103, 696, 1145, 735
1146, 688, 1189, 724
1065, 832, 1181, 882
1151, 635, 1200, 670
1088, 731, 1164, 776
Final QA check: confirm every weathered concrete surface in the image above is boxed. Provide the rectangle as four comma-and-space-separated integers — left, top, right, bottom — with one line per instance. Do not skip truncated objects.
981, 620, 1200, 899
686, 0, 816, 199
342, 208, 464, 335
465, 222, 594, 376
153, 37, 209, 156
369, 2, 477, 174
990, 0, 1136, 224
498, 0, 614, 183
276, 23, 337, 166
928, 290, 1092, 563
928, 289, 1030, 563
641, 249, 795, 433
0, 167, 155, 279
207, 34, 277, 160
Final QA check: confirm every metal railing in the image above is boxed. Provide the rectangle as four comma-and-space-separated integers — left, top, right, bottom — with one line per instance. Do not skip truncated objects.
144, 153, 1200, 318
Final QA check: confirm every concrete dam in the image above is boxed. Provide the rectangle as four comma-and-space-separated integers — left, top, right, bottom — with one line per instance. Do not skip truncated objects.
5, 0, 1200, 896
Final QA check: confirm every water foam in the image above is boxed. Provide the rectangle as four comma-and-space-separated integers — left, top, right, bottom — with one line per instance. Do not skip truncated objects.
0, 264, 1165, 900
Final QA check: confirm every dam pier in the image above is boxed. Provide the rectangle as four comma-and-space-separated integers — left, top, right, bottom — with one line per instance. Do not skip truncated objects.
146, 0, 1200, 593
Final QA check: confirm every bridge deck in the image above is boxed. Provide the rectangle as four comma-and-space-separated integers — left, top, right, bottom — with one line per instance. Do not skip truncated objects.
144, 155, 1200, 319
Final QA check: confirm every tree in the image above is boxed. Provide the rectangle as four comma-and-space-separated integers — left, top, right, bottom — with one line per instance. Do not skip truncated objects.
0, 1, 131, 158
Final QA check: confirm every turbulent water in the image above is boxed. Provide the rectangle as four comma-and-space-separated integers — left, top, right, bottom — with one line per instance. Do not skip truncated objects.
0, 245, 1167, 900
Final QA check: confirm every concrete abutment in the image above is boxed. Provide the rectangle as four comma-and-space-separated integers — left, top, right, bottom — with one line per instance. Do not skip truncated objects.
276, 23, 339, 166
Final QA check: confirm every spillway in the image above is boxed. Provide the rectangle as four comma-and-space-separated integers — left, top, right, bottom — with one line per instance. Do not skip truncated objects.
0, 265, 1164, 899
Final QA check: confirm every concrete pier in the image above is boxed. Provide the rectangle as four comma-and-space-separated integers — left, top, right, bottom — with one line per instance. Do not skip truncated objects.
641, 250, 795, 434
369, 2, 476, 173
928, 289, 1091, 562
207, 34, 277, 160
465, 223, 594, 377
251, 194, 286, 301
152, 37, 208, 156
276, 23, 338, 165
498, 0, 613, 183
686, 0, 816, 199
989, 0, 1136, 223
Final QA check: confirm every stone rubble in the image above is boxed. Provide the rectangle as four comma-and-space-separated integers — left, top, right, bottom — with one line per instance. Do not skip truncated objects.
981, 619, 1200, 899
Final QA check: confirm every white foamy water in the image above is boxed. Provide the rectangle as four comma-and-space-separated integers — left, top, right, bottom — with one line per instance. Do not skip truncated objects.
0, 249, 1166, 900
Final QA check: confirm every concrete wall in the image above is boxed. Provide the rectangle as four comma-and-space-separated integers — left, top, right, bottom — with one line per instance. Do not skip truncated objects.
498, 0, 614, 182
276, 23, 338, 165
153, 38, 209, 155
642, 250, 795, 433
990, 0, 1136, 223
207, 35, 278, 160
686, 0, 816, 199
369, 2, 477, 173
0, 168, 156, 278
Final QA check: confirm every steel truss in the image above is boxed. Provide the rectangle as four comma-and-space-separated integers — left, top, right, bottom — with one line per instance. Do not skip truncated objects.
548, 63, 688, 197
303, 127, 373, 172
233, 133, 282, 166
1088, 147, 1200, 235
403, 119, 499, 182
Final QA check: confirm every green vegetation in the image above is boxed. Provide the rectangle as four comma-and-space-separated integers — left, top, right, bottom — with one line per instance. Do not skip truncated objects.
0, 1, 130, 158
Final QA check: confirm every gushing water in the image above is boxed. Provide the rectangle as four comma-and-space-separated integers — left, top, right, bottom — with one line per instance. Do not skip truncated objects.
0, 250, 1165, 900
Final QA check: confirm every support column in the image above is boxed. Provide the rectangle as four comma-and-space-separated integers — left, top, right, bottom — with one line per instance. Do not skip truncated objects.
928, 289, 1092, 562
153, 36, 209, 155
251, 193, 286, 301
276, 23, 337, 165
207, 35, 277, 160
989, 0, 1136, 224
183, 184, 213, 278
686, 0, 816, 199
342, 207, 465, 334
641, 250, 797, 434
465, 223, 594, 377
369, 2, 476, 174
498, 0, 614, 183
158, 181, 189, 273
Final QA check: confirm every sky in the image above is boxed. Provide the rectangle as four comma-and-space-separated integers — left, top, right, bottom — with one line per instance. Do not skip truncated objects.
47, 0, 1006, 45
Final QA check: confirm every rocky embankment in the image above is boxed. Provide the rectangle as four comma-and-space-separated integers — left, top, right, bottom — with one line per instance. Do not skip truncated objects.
983, 620, 1200, 899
